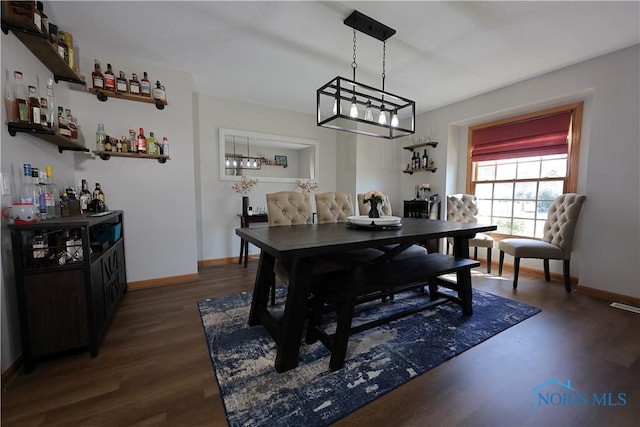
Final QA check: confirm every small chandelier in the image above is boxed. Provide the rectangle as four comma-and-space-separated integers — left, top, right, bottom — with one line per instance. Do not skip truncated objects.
317, 10, 415, 139
225, 136, 262, 171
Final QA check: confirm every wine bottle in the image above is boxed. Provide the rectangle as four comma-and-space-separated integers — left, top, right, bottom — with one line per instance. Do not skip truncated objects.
422, 149, 428, 169
104, 63, 115, 92
14, 71, 29, 123
137, 127, 147, 152
140, 72, 151, 97
92, 60, 104, 89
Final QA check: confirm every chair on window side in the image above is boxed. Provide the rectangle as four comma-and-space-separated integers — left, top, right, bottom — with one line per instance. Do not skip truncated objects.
446, 194, 494, 273
498, 193, 586, 292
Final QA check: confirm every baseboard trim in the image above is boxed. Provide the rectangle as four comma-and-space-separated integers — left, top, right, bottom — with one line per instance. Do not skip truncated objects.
575, 285, 640, 307
197, 257, 240, 268
127, 273, 200, 291
487, 258, 578, 285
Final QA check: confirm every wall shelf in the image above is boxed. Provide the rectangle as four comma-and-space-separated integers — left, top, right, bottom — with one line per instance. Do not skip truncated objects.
402, 141, 438, 152
88, 88, 167, 110
93, 150, 170, 164
1, 22, 86, 85
403, 167, 437, 174
7, 122, 89, 153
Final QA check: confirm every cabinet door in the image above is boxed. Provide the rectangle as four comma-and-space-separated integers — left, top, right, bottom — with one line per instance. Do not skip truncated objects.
102, 240, 126, 321
23, 270, 89, 357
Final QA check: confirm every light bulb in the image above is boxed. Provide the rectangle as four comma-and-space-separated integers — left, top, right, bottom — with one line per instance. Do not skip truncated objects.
378, 106, 387, 125
364, 100, 373, 121
225, 158, 230, 167
349, 97, 358, 118
391, 110, 399, 127
233, 159, 237, 167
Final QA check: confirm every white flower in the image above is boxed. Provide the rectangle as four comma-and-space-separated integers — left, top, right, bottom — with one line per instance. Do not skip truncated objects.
296, 179, 318, 194
232, 176, 258, 195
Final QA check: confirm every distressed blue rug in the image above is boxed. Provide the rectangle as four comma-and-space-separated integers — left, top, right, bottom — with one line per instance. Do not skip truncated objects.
198, 287, 540, 427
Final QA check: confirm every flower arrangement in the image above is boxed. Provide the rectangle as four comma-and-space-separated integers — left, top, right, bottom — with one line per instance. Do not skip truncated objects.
232, 176, 258, 195
296, 179, 318, 194
363, 190, 384, 205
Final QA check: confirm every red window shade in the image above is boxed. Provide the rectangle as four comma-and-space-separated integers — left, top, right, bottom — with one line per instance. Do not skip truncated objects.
471, 111, 572, 162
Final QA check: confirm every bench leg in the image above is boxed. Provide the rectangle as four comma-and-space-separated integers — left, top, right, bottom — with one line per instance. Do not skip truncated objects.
456, 269, 473, 316
329, 299, 356, 371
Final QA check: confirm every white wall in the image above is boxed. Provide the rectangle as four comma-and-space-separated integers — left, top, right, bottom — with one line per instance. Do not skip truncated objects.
194, 93, 338, 262
1, 31, 198, 371
420, 45, 640, 299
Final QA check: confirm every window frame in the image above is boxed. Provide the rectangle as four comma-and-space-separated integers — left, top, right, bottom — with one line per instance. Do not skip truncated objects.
466, 102, 583, 239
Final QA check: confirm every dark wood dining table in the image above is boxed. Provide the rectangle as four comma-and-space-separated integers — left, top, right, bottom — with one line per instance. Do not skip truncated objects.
236, 218, 497, 373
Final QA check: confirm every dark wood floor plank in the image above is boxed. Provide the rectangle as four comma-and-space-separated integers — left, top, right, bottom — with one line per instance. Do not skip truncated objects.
2, 262, 639, 427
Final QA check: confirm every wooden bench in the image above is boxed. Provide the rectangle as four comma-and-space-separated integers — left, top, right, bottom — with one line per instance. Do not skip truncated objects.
306, 252, 480, 371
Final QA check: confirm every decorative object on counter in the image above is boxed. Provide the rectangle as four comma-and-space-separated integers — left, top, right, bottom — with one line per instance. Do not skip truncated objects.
152, 81, 166, 101
416, 183, 431, 200
2, 202, 40, 224
232, 176, 258, 216
363, 190, 384, 218
316, 10, 415, 139
295, 179, 318, 194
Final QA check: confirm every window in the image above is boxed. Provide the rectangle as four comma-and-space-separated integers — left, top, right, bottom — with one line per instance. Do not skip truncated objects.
467, 102, 583, 238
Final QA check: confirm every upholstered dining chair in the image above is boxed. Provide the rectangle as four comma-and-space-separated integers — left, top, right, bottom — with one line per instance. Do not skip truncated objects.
357, 193, 392, 217
498, 193, 586, 292
446, 194, 494, 273
315, 192, 354, 224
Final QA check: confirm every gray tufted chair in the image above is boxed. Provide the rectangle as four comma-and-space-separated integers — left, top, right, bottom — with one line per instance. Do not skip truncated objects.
498, 193, 586, 292
357, 193, 392, 217
446, 194, 495, 273
315, 192, 354, 223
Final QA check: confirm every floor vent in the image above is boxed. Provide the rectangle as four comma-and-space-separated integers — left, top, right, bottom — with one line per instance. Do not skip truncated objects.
610, 302, 640, 314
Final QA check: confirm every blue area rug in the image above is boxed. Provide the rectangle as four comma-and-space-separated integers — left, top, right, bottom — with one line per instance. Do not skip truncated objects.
198, 287, 540, 426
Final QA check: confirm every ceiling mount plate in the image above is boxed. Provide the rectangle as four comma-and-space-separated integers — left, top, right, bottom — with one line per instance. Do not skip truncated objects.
344, 10, 396, 41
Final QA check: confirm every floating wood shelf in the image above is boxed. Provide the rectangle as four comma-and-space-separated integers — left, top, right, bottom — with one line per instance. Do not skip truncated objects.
7, 122, 88, 153
403, 167, 437, 174
88, 88, 168, 110
402, 141, 439, 152
93, 150, 170, 164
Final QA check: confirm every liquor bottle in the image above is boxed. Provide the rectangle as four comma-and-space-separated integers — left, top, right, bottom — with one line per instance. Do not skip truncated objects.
39, 97, 48, 127
28, 86, 41, 125
14, 71, 29, 123
57, 106, 72, 137
32, 1, 42, 33
92, 59, 104, 90
44, 166, 61, 219
19, 164, 39, 207
152, 80, 166, 101
56, 31, 68, 64
65, 108, 78, 139
422, 149, 428, 169
37, 1, 48, 37
45, 78, 55, 129
129, 73, 140, 95
140, 72, 151, 97
115, 137, 122, 152
129, 129, 137, 153
96, 122, 105, 151
79, 179, 92, 212
137, 127, 147, 153
93, 183, 105, 212
31, 168, 45, 220
162, 136, 169, 155
4, 69, 17, 123
116, 71, 128, 93
104, 134, 112, 152
146, 131, 158, 155
120, 135, 129, 153
104, 63, 115, 92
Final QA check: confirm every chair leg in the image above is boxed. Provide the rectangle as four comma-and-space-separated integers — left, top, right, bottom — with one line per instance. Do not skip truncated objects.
499, 250, 505, 276
486, 248, 492, 274
543, 259, 551, 282
446, 241, 450, 255
473, 247, 478, 260
563, 259, 572, 293
513, 258, 520, 289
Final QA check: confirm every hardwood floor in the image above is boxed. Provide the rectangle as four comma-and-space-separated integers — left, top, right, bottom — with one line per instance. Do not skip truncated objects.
2, 261, 639, 426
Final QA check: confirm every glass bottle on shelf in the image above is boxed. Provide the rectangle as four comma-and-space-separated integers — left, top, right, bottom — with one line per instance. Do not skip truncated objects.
140, 72, 151, 97
116, 71, 128, 93
96, 122, 105, 151
129, 73, 140, 95
19, 164, 39, 207
92, 183, 105, 211
146, 131, 158, 155
39, 97, 48, 127
129, 129, 137, 153
28, 86, 41, 125
137, 127, 147, 153
422, 149, 428, 169
162, 136, 169, 155
65, 108, 78, 139
37, 1, 48, 37
56, 106, 72, 137
92, 60, 104, 90
45, 78, 55, 130
44, 166, 61, 219
104, 63, 115, 92
56, 31, 68, 64
120, 135, 129, 153
104, 134, 112, 152
14, 71, 29, 123
4, 69, 17, 123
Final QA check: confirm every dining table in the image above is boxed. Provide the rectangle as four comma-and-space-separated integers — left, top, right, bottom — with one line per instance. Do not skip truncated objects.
236, 218, 497, 373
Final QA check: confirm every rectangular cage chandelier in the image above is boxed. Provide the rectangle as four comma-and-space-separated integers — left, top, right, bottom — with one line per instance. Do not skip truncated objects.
317, 11, 415, 139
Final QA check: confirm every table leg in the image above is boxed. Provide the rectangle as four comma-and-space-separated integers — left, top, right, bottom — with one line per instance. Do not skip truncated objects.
248, 252, 275, 326
243, 240, 249, 268
238, 238, 245, 264
453, 236, 473, 315
274, 257, 313, 373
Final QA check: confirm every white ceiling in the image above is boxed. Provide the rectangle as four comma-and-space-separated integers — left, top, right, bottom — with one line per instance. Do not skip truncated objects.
48, 1, 639, 115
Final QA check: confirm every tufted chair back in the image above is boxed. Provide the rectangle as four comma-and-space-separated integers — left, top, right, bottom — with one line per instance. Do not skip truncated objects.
357, 193, 392, 216
315, 192, 354, 223
542, 193, 586, 256
266, 191, 312, 226
447, 194, 479, 224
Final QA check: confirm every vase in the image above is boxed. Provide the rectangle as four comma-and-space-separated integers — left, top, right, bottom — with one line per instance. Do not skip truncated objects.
242, 196, 249, 216
368, 200, 380, 218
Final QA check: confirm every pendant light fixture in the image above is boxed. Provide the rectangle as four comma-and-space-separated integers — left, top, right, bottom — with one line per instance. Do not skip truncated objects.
317, 10, 415, 139
224, 136, 262, 171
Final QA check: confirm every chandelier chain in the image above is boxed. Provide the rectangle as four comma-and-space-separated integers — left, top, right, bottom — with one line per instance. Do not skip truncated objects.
381, 40, 386, 91
351, 30, 357, 81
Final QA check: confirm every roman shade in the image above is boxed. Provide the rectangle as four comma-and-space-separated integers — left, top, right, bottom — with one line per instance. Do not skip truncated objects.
471, 111, 572, 162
